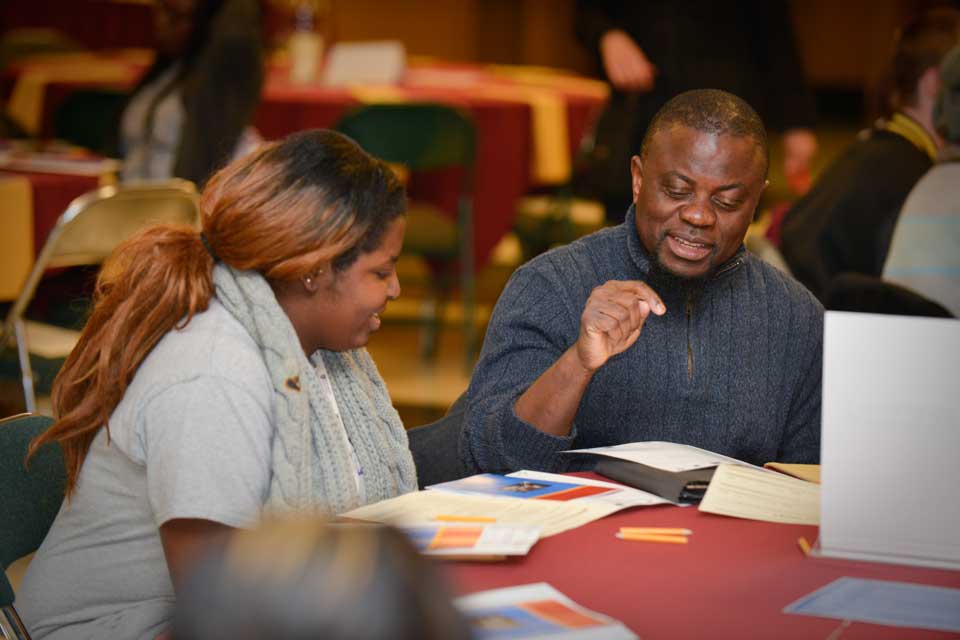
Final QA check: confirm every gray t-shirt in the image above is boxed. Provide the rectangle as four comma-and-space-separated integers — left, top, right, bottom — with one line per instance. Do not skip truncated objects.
16, 300, 274, 640
883, 162, 960, 316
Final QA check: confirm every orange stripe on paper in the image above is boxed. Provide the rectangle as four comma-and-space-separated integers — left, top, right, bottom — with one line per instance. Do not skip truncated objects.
521, 599, 605, 629
428, 526, 483, 550
535, 485, 612, 501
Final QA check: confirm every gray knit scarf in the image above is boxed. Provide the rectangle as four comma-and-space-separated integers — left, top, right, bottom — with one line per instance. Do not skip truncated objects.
212, 263, 417, 515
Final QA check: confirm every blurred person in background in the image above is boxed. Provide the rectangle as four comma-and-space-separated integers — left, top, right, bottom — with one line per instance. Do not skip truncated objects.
780, 8, 960, 301
574, 0, 818, 224
120, 0, 264, 185
882, 44, 960, 317
172, 518, 472, 640
16, 130, 418, 640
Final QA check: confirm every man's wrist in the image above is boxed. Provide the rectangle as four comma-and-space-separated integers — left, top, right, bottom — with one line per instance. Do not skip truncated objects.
566, 343, 601, 377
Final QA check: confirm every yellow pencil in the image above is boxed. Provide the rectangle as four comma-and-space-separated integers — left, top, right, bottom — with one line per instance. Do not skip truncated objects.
619, 527, 693, 536
797, 537, 812, 556
434, 514, 497, 523
616, 533, 689, 544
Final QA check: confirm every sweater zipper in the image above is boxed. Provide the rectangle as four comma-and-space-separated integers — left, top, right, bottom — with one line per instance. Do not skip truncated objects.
685, 292, 694, 381
682, 255, 741, 382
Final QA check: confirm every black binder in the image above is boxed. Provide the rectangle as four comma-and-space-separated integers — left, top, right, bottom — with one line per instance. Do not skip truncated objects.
594, 458, 716, 504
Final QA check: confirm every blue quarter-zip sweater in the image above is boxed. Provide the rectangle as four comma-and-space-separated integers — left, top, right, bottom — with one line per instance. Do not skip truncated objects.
461, 207, 824, 473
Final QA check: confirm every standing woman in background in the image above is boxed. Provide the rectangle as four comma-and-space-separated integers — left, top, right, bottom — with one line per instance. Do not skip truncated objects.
121, 0, 264, 185
16, 129, 418, 640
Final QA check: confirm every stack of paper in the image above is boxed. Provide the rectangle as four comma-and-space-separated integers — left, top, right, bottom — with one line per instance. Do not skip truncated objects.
0, 149, 119, 176
344, 490, 619, 538
400, 523, 540, 559
698, 463, 820, 525
456, 583, 636, 639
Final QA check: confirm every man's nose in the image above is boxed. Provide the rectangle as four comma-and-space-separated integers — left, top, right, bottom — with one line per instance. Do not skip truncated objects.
679, 197, 717, 227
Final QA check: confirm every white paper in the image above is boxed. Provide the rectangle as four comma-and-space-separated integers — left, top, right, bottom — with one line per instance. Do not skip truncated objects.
784, 577, 960, 633
322, 40, 406, 86
0, 149, 119, 176
819, 312, 960, 570
565, 440, 758, 472
401, 523, 541, 557
456, 582, 637, 640
507, 470, 669, 508
342, 490, 624, 537
698, 463, 820, 525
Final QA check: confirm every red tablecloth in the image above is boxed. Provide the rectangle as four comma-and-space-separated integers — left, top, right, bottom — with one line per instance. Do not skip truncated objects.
445, 474, 960, 640
15, 58, 607, 268
0, 169, 100, 253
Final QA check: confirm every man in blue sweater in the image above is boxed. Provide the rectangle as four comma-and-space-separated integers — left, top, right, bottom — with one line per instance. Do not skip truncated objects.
461, 89, 823, 473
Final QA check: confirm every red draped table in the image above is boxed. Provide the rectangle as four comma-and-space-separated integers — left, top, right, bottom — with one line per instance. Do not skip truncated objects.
4, 54, 608, 268
445, 474, 960, 640
0, 169, 100, 253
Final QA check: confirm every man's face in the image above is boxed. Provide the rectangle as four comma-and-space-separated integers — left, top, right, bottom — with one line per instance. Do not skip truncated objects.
632, 125, 767, 280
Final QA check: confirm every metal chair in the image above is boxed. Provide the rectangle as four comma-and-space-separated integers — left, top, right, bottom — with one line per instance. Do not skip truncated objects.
335, 103, 477, 363
0, 180, 201, 411
0, 413, 64, 640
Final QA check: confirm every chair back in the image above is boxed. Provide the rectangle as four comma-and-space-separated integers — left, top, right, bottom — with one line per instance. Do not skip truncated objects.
407, 393, 470, 488
2, 179, 200, 343
335, 103, 475, 172
0, 414, 64, 609
823, 273, 955, 317
336, 104, 480, 363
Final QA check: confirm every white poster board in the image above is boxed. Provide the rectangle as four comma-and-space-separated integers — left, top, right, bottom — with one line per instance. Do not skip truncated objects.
819, 311, 960, 569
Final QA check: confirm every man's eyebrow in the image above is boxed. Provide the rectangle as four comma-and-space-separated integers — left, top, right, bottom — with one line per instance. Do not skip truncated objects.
714, 182, 748, 192
661, 171, 694, 185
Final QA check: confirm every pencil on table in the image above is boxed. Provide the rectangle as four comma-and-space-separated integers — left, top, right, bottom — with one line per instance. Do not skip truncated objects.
797, 537, 812, 556
619, 527, 692, 536
616, 533, 689, 544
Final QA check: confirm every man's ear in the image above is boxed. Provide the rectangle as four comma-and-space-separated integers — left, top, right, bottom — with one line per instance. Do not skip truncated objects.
630, 155, 644, 203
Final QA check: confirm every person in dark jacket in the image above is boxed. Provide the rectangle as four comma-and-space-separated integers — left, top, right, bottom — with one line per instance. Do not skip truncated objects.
780, 8, 960, 301
574, 0, 818, 223
119, 0, 264, 186
461, 90, 823, 474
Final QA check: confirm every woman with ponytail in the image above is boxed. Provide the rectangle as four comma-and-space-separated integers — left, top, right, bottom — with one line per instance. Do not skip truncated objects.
16, 129, 418, 640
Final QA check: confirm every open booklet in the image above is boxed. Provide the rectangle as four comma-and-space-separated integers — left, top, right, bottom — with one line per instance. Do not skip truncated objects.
457, 582, 637, 640
428, 470, 669, 509
342, 470, 667, 538
562, 441, 759, 504
561, 442, 819, 523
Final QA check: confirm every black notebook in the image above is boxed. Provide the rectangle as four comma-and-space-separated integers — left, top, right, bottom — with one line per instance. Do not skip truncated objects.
594, 458, 716, 504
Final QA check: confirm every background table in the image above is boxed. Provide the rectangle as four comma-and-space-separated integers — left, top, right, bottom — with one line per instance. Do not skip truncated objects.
5, 54, 608, 268
445, 474, 960, 639
0, 170, 100, 253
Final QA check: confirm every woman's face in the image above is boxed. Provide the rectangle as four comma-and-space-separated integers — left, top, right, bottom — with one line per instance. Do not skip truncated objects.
286, 217, 405, 354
